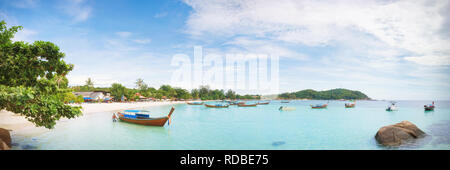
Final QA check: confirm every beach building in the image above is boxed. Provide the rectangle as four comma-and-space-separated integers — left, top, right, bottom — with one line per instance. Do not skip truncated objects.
73, 91, 111, 102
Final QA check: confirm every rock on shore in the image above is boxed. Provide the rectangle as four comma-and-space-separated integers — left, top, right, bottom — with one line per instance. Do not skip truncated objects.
375, 121, 425, 146
0, 128, 11, 150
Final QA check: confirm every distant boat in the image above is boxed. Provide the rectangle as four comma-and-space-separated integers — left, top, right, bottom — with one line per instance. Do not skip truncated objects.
281, 100, 290, 103
187, 101, 204, 105
424, 101, 435, 111
205, 104, 229, 108
311, 104, 328, 109
345, 100, 355, 108
117, 107, 175, 126
257, 101, 270, 105
386, 102, 398, 111
229, 101, 244, 105
279, 106, 296, 111
238, 103, 258, 107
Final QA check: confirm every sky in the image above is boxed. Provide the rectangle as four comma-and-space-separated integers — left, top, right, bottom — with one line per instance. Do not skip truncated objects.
1, 0, 449, 100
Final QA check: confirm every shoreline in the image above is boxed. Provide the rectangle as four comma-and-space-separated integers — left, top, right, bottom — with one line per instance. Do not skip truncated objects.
0, 101, 185, 138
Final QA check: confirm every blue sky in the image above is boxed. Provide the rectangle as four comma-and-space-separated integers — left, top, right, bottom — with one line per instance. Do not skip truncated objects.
1, 0, 449, 100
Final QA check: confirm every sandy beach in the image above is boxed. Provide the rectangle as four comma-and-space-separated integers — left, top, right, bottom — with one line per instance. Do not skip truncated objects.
0, 101, 185, 137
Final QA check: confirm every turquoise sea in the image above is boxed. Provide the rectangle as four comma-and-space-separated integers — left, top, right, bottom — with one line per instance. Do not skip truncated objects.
11, 100, 450, 150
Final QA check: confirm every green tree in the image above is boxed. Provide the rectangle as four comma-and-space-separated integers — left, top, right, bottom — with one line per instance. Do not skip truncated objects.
75, 95, 84, 103
191, 89, 199, 99
110, 83, 127, 101
85, 78, 94, 90
135, 78, 146, 90
198, 85, 210, 100
225, 89, 236, 100
0, 21, 82, 129
159, 85, 176, 98
174, 88, 191, 100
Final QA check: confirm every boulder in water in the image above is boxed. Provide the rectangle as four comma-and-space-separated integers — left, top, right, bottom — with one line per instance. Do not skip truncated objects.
375, 121, 425, 146
0, 139, 10, 150
0, 128, 11, 149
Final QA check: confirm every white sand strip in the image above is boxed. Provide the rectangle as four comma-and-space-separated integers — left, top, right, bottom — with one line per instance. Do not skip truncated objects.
0, 101, 185, 137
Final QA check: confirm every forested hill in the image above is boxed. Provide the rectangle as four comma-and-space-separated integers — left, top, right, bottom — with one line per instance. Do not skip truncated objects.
278, 88, 370, 100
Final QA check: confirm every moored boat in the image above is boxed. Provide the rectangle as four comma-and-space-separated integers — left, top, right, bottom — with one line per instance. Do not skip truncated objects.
311, 104, 327, 109
187, 101, 204, 105
205, 104, 229, 108
279, 106, 296, 111
424, 101, 435, 111
229, 101, 244, 105
386, 102, 397, 111
237, 103, 258, 107
281, 100, 290, 103
257, 101, 270, 105
345, 103, 355, 108
117, 107, 175, 126
345, 100, 356, 108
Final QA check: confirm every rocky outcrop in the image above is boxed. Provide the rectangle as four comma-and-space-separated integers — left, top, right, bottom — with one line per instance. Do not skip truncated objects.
0, 128, 12, 150
0, 138, 10, 150
375, 121, 425, 146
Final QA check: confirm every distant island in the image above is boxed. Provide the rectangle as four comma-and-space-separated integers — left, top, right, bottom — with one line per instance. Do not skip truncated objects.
278, 88, 370, 100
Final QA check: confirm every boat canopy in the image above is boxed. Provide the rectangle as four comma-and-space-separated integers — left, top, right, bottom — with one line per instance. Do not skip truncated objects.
124, 110, 150, 113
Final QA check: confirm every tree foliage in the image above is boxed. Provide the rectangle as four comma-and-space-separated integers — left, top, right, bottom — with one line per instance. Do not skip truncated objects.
278, 88, 370, 100
110, 83, 127, 101
0, 21, 82, 128
72, 82, 260, 101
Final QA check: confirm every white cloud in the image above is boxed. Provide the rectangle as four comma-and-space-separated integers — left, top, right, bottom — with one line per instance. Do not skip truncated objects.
154, 12, 168, 18
115, 31, 132, 38
11, 0, 38, 8
183, 0, 450, 66
405, 55, 450, 66
62, 0, 92, 22
133, 39, 151, 44
12, 28, 37, 42
223, 37, 308, 60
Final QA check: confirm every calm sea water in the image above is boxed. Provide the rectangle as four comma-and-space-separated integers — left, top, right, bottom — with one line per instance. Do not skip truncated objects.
12, 100, 450, 150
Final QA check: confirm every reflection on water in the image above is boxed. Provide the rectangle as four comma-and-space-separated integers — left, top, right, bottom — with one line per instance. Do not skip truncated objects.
427, 121, 450, 146
272, 141, 286, 147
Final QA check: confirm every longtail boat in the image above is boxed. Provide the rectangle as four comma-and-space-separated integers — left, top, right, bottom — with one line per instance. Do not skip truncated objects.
311, 104, 327, 109
345, 103, 355, 108
238, 103, 258, 107
117, 107, 175, 126
187, 101, 204, 105
386, 102, 397, 111
205, 104, 229, 108
230, 101, 245, 105
257, 101, 270, 105
424, 101, 435, 111
279, 106, 296, 111
345, 100, 356, 108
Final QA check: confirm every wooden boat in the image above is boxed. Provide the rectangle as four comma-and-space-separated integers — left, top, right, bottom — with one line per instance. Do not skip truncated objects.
424, 101, 435, 111
237, 103, 258, 107
205, 104, 229, 108
187, 101, 204, 105
345, 103, 355, 108
279, 106, 296, 111
311, 104, 327, 109
229, 101, 245, 105
117, 107, 175, 126
257, 101, 270, 105
386, 102, 397, 111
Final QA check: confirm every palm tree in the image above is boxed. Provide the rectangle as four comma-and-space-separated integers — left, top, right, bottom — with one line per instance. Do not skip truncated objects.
136, 78, 145, 89
85, 78, 94, 90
